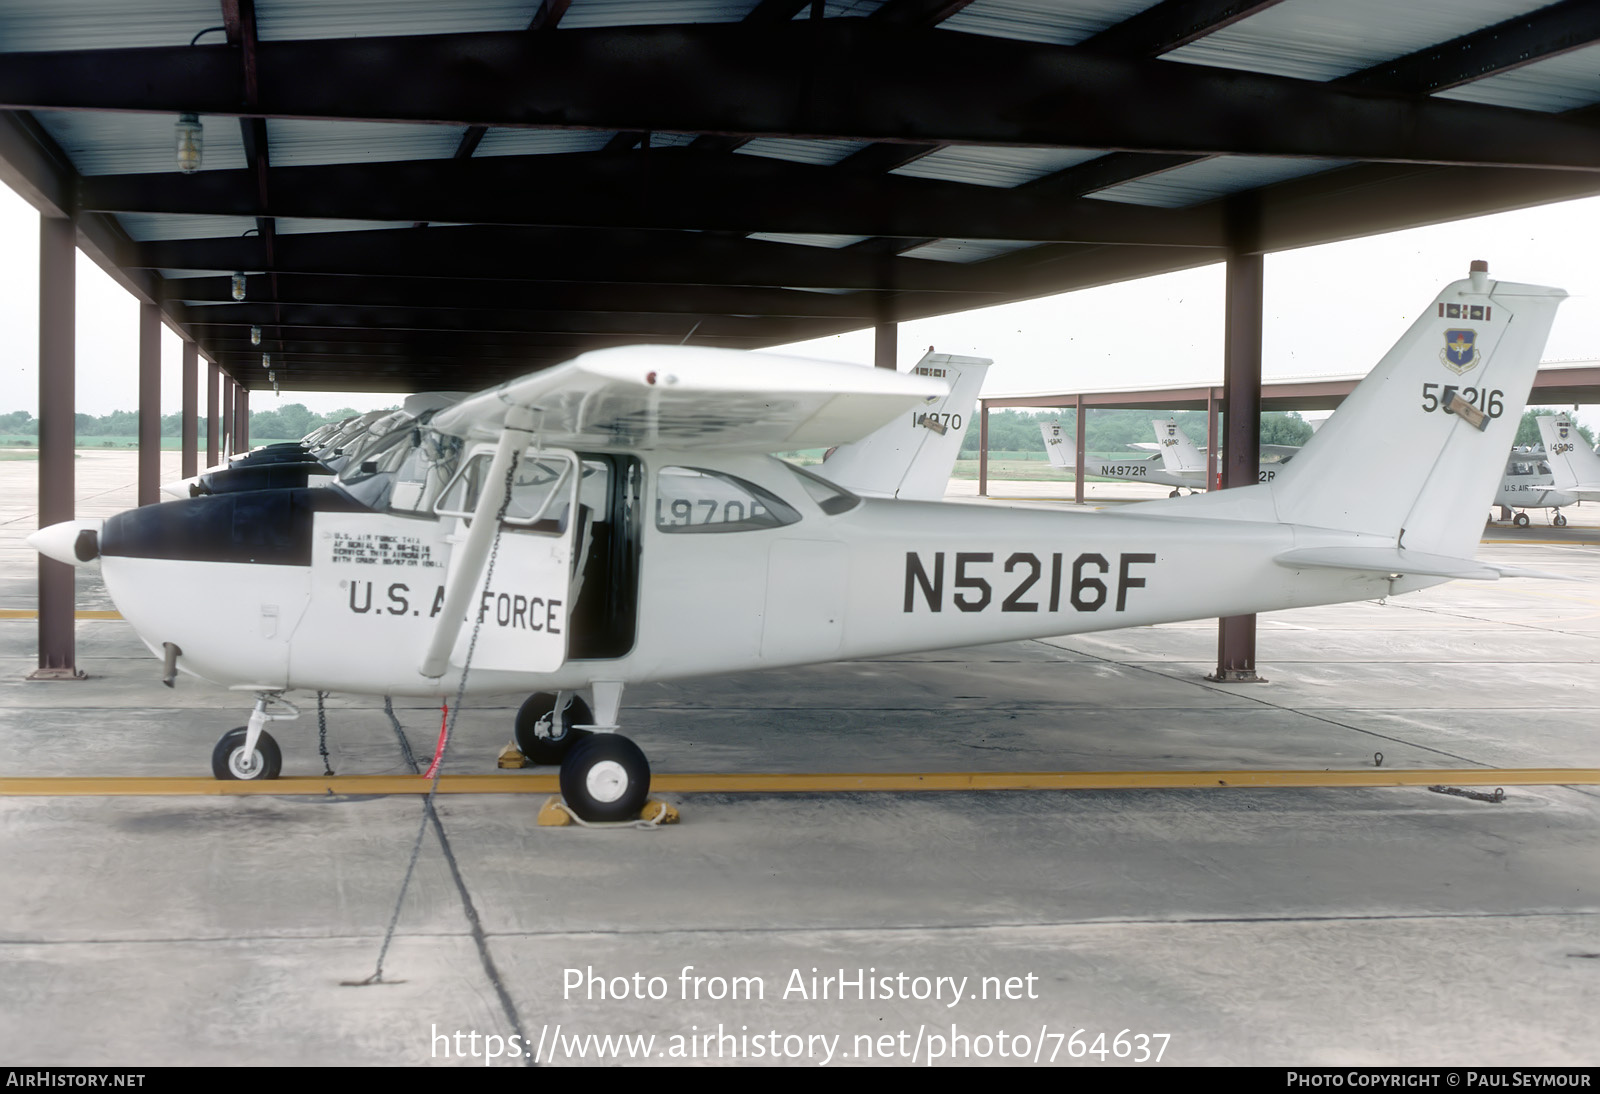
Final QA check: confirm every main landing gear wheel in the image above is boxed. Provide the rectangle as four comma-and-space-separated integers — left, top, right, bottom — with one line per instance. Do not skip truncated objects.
212, 727, 282, 781
1169, 489, 1181, 498
1555, 512, 1569, 527
514, 692, 594, 766
559, 734, 650, 823
1515, 512, 1531, 527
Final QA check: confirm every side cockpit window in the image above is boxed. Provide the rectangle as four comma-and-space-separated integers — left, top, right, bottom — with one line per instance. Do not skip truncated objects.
654, 467, 799, 533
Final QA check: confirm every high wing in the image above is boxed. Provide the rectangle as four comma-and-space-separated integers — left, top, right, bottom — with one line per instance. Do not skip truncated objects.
428, 345, 948, 453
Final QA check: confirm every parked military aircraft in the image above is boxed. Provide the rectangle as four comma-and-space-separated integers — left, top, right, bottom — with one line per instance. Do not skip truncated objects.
1536, 413, 1600, 504
31, 265, 1566, 822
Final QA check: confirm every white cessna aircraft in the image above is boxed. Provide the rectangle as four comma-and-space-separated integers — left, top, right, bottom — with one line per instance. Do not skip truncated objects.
1044, 416, 1300, 497
1535, 412, 1600, 503
31, 265, 1566, 822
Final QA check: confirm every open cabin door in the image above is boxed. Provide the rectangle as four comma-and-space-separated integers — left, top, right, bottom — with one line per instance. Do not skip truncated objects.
435, 446, 581, 675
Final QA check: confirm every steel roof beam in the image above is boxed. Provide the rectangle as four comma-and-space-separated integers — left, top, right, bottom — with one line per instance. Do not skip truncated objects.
6, 26, 1600, 169
80, 152, 1222, 246
1077, 0, 1287, 56
127, 225, 1009, 293
180, 302, 837, 339
1346, 0, 1600, 95
160, 274, 897, 319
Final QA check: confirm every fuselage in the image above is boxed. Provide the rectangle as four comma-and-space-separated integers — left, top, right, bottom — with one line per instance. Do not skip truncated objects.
98, 448, 1423, 700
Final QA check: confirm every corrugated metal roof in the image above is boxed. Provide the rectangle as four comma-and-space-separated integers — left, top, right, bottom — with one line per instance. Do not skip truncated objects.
1090, 156, 1351, 208
256, 0, 538, 41
0, 0, 224, 51
746, 232, 871, 248
264, 119, 461, 166
274, 218, 418, 234
636, 132, 699, 149
473, 129, 617, 156
891, 145, 1102, 188
560, 0, 766, 28
32, 110, 249, 175
941, 0, 1148, 46
1165, 0, 1551, 82
898, 238, 1041, 262
735, 138, 868, 166
1434, 41, 1600, 113
790, 1, 887, 18
116, 213, 259, 241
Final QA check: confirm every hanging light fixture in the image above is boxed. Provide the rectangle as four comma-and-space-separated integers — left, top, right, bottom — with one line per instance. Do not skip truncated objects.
261, 352, 271, 369
249, 325, 261, 346
231, 272, 246, 301
175, 113, 203, 174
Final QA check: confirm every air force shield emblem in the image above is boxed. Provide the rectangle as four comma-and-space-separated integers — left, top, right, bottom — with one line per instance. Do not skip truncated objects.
1559, 420, 1570, 440
1441, 329, 1479, 374
1166, 424, 1176, 437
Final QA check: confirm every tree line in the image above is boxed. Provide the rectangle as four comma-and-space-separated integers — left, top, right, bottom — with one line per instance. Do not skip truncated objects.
0, 404, 384, 441
961, 407, 1594, 454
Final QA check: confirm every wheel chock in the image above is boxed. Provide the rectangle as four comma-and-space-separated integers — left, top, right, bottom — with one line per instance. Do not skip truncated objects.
640, 799, 679, 825
536, 795, 680, 828
497, 741, 529, 769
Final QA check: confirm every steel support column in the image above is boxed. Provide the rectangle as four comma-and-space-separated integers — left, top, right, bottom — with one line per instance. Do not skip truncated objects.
874, 317, 896, 370
206, 361, 219, 466
222, 380, 234, 457
236, 386, 249, 451
1206, 387, 1218, 491
181, 341, 198, 478
32, 215, 80, 679
977, 402, 988, 497
1074, 397, 1086, 506
137, 301, 160, 506
1210, 239, 1266, 683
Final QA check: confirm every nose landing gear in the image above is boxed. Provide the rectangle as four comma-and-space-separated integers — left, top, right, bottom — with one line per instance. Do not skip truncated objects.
212, 692, 298, 780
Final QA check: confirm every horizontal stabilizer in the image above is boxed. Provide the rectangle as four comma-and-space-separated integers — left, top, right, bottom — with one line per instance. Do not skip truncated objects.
1274, 546, 1570, 581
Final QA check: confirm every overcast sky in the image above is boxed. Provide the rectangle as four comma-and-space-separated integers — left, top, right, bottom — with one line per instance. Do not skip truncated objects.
1, 177, 1596, 428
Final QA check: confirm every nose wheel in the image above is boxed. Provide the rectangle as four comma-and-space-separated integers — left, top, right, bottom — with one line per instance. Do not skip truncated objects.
212, 726, 282, 780
1514, 512, 1530, 527
1554, 511, 1568, 527
558, 734, 651, 823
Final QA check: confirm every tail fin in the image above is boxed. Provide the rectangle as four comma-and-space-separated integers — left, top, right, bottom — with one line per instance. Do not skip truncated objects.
1148, 265, 1566, 559
1535, 413, 1600, 494
818, 351, 990, 500
1041, 420, 1074, 468
1154, 417, 1206, 474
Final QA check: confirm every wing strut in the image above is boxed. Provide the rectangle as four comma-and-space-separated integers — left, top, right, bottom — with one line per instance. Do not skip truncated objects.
418, 406, 538, 679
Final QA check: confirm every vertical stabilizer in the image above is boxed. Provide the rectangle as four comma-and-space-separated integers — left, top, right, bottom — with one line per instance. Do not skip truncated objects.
1154, 417, 1205, 474
1145, 265, 1565, 559
1041, 420, 1073, 468
1536, 413, 1600, 494
818, 352, 991, 500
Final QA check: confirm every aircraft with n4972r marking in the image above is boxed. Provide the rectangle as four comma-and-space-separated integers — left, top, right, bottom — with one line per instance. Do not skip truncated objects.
30, 264, 1568, 822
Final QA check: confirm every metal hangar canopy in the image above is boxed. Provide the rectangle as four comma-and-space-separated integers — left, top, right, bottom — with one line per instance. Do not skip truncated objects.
2, 0, 1599, 394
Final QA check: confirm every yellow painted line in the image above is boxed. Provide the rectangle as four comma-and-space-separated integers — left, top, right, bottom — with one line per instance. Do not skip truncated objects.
0, 768, 1595, 797
0, 609, 122, 620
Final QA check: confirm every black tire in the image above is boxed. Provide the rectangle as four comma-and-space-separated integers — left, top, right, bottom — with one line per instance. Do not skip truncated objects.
212, 726, 282, 780
559, 734, 650, 823
513, 693, 594, 766
1515, 512, 1531, 527
1169, 489, 1181, 498
1555, 513, 1568, 527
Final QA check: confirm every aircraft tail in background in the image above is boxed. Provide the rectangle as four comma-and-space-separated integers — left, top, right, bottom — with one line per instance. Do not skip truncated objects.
818, 352, 991, 500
